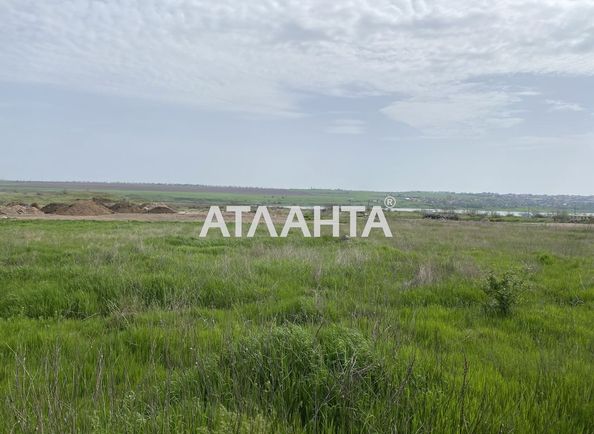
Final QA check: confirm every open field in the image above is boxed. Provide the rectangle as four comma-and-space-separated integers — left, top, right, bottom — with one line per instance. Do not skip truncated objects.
0, 216, 592, 433
2, 180, 594, 212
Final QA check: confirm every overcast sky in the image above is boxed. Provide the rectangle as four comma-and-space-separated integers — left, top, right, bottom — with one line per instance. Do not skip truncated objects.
1, 0, 593, 194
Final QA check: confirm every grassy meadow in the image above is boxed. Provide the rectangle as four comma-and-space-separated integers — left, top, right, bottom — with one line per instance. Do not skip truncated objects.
0, 217, 593, 433
2, 180, 594, 212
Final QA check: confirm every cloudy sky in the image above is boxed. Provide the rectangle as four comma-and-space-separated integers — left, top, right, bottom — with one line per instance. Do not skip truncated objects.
1, 0, 593, 194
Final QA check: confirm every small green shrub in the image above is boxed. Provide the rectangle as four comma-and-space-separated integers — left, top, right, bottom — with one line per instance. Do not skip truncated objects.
483, 272, 525, 315
537, 252, 554, 265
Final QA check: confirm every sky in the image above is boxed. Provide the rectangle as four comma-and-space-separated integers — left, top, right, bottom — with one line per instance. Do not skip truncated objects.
1, 0, 593, 195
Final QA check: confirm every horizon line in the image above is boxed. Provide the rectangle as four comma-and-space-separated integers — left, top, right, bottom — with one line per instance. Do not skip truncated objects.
1, 179, 593, 198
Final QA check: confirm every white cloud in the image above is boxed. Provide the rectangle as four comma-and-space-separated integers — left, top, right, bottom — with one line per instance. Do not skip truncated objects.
0, 0, 593, 130
546, 99, 585, 112
381, 85, 524, 135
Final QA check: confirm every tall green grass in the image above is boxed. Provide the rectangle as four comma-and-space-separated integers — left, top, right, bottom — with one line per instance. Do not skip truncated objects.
0, 218, 592, 432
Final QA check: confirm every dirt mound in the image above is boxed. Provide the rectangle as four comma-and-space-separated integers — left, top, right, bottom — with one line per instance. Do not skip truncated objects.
42, 200, 113, 216
0, 204, 45, 216
142, 203, 176, 214
41, 203, 70, 214
60, 200, 113, 216
110, 201, 144, 213
92, 197, 115, 208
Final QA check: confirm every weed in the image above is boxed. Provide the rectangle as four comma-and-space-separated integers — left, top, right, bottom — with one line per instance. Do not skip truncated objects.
483, 271, 525, 315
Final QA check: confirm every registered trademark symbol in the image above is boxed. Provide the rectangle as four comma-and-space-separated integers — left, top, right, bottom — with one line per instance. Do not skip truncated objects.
384, 195, 396, 208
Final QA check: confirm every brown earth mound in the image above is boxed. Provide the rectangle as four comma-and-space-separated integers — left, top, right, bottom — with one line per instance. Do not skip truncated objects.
41, 203, 69, 214
92, 197, 115, 208
110, 201, 144, 213
60, 200, 113, 216
0, 204, 45, 216
42, 200, 113, 216
142, 203, 176, 214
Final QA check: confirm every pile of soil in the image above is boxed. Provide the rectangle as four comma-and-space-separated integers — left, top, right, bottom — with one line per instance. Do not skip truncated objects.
110, 201, 144, 213
0, 203, 45, 216
61, 200, 113, 216
43, 200, 113, 216
142, 203, 176, 214
92, 197, 115, 208
41, 203, 69, 214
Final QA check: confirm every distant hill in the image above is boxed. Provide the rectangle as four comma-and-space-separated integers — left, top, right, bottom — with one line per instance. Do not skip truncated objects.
1, 180, 593, 212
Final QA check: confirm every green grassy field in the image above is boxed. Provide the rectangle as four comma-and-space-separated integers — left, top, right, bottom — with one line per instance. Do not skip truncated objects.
0, 186, 383, 208
0, 181, 387, 208
2, 180, 594, 212
0, 217, 593, 433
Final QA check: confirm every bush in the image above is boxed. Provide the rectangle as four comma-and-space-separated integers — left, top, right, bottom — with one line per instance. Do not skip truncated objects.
483, 272, 524, 315
552, 212, 570, 223
537, 252, 554, 265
